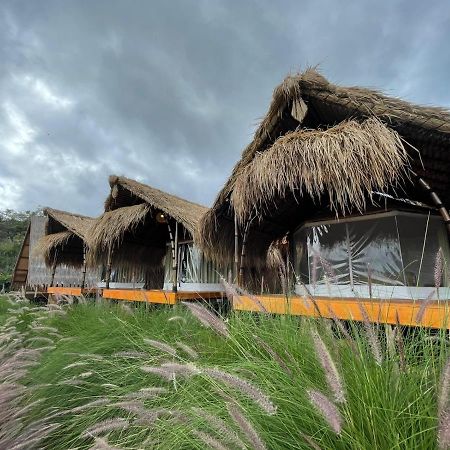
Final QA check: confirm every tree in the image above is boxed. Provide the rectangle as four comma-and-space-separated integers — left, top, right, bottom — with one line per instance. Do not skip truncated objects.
0, 209, 42, 286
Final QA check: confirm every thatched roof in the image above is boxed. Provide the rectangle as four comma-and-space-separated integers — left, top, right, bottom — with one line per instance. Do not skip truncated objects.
105, 175, 207, 235
198, 68, 450, 265
87, 176, 208, 269
34, 208, 96, 267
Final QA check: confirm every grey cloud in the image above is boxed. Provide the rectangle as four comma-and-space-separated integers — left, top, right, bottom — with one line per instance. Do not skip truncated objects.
0, 0, 449, 216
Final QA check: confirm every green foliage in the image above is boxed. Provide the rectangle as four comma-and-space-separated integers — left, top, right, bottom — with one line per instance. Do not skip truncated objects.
0, 209, 41, 286
0, 295, 448, 450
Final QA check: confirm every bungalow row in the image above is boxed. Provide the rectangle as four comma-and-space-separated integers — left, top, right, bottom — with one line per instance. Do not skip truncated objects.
11, 69, 450, 327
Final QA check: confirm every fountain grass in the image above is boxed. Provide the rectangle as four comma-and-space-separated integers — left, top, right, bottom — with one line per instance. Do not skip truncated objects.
0, 294, 448, 449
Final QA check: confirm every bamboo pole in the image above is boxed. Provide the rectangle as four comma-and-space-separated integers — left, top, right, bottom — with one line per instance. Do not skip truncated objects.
415, 174, 450, 235
50, 261, 57, 287
167, 222, 177, 293
239, 216, 255, 286
234, 213, 239, 284
105, 246, 112, 289
81, 245, 87, 289
174, 221, 178, 293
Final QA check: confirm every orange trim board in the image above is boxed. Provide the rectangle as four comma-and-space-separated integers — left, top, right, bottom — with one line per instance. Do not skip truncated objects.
47, 287, 98, 296
233, 295, 450, 330
101, 289, 223, 305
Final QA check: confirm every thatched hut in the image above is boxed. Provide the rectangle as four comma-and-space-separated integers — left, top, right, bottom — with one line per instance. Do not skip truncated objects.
34, 208, 100, 290
198, 69, 450, 326
88, 175, 225, 298
11, 213, 100, 293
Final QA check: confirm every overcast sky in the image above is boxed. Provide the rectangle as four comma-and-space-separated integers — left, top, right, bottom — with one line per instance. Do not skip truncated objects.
1, 0, 449, 216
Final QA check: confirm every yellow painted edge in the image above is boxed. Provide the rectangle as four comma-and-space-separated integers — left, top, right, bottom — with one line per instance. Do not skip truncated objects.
102, 289, 177, 304
233, 295, 450, 330
101, 289, 222, 304
47, 287, 83, 296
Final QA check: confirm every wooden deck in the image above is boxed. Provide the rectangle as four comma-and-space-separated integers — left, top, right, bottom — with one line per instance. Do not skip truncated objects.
101, 289, 223, 305
233, 294, 450, 329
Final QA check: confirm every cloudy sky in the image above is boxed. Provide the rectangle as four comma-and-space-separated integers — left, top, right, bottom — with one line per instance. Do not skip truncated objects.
1, 0, 449, 216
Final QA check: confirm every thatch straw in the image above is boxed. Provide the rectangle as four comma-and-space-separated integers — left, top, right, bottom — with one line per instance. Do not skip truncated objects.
33, 208, 96, 267
197, 67, 450, 269
33, 231, 73, 266
232, 118, 409, 222
87, 176, 209, 272
106, 175, 207, 236
86, 203, 150, 266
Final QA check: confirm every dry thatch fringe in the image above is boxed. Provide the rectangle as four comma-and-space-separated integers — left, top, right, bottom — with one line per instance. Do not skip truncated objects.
252, 334, 292, 376
143, 338, 178, 357
204, 368, 276, 415
82, 418, 129, 438
106, 175, 208, 235
358, 303, 383, 365
86, 203, 150, 265
311, 331, 345, 403
175, 342, 199, 360
182, 302, 230, 338
231, 118, 410, 223
226, 402, 267, 450
192, 407, 247, 450
32, 230, 72, 264
415, 289, 437, 324
307, 389, 343, 435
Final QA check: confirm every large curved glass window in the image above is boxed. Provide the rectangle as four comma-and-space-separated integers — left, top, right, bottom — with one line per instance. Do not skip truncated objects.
293, 212, 449, 295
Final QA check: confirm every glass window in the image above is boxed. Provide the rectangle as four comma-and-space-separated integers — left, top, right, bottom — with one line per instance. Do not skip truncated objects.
164, 242, 225, 284
293, 212, 449, 288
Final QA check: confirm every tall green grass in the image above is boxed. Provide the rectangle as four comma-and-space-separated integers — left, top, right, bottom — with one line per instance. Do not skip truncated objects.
0, 293, 449, 449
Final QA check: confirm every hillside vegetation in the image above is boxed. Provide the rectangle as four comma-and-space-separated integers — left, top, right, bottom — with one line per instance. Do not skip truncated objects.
0, 209, 38, 287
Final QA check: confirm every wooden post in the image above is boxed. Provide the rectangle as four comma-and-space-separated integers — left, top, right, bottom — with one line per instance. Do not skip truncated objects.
174, 221, 178, 292
81, 245, 87, 289
105, 246, 112, 289
234, 213, 239, 284
239, 215, 256, 287
167, 222, 177, 293
285, 239, 290, 296
50, 260, 57, 286
416, 175, 450, 235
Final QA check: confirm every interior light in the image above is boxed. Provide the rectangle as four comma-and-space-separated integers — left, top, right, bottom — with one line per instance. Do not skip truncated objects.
156, 212, 167, 223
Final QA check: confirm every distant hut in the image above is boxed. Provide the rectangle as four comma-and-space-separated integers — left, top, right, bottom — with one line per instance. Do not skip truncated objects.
33, 208, 100, 294
87, 175, 225, 303
198, 69, 450, 327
